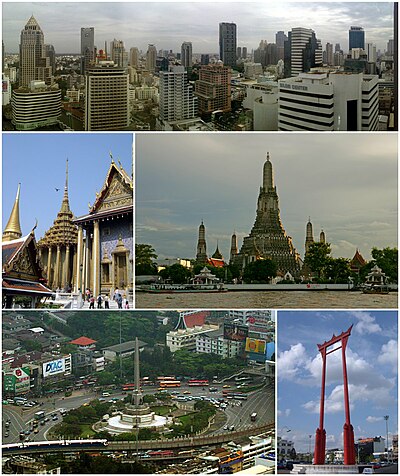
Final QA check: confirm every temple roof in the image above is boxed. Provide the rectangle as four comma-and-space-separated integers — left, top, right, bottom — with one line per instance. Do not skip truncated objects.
207, 258, 225, 268
212, 242, 223, 260
350, 249, 367, 267
75, 160, 133, 224
38, 160, 78, 247
70, 336, 97, 346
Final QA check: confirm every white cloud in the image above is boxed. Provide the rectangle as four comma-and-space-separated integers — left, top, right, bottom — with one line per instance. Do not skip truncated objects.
278, 343, 310, 380
377, 340, 398, 373
366, 416, 384, 423
352, 311, 382, 335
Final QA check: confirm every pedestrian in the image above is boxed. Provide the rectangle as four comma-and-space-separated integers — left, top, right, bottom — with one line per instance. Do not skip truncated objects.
85, 288, 91, 301
89, 295, 95, 309
117, 293, 123, 309
104, 294, 109, 309
97, 295, 102, 309
125, 298, 129, 309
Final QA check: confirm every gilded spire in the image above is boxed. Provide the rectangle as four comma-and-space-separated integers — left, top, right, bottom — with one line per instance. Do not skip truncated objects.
60, 158, 70, 213
3, 183, 22, 242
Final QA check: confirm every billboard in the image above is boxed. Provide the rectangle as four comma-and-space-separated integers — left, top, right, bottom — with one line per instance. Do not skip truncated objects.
3, 367, 31, 394
224, 323, 248, 342
245, 338, 266, 355
42, 355, 72, 378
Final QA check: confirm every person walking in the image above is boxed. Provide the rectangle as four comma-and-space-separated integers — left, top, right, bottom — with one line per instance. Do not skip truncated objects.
104, 294, 109, 309
116, 293, 123, 309
97, 295, 102, 309
89, 295, 95, 309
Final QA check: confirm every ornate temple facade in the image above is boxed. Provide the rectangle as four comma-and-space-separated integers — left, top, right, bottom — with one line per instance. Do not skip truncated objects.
73, 160, 133, 299
232, 153, 302, 275
2, 184, 52, 308
38, 161, 78, 291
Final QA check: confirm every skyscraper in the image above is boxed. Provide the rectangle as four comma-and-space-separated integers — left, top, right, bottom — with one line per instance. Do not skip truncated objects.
276, 31, 288, 61
45, 44, 56, 74
195, 64, 231, 118
81, 27, 95, 74
159, 66, 197, 123
129, 47, 139, 67
233, 153, 301, 274
110, 39, 128, 68
181, 42, 193, 69
19, 15, 52, 87
219, 22, 237, 69
146, 44, 157, 72
284, 27, 322, 77
84, 62, 129, 130
349, 26, 365, 51
325, 43, 333, 65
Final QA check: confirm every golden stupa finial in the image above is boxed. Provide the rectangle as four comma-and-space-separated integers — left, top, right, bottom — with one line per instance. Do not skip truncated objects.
3, 183, 23, 242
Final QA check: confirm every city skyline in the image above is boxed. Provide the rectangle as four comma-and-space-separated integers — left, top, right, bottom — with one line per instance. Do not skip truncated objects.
2, 133, 133, 241
278, 310, 398, 454
136, 133, 397, 263
3, 2, 394, 54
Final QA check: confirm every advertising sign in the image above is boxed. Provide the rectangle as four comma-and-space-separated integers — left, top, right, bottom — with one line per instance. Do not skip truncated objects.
245, 338, 266, 355
42, 355, 72, 377
3, 367, 31, 394
224, 323, 248, 342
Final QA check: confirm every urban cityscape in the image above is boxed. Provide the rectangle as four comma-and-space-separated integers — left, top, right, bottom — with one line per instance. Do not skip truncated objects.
2, 2, 396, 131
1, 2, 398, 475
2, 309, 275, 474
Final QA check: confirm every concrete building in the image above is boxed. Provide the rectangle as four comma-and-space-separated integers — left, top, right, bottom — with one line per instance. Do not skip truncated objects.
242, 82, 278, 130
159, 66, 197, 122
11, 81, 61, 130
278, 437, 295, 457
84, 62, 129, 130
244, 63, 263, 79
166, 324, 219, 352
349, 26, 365, 50
2, 74, 11, 105
284, 27, 323, 77
103, 339, 146, 362
19, 15, 52, 88
195, 63, 231, 118
110, 39, 128, 68
278, 72, 379, 131
181, 41, 193, 69
219, 22, 237, 68
129, 47, 139, 67
196, 328, 244, 358
146, 44, 157, 72
80, 27, 95, 74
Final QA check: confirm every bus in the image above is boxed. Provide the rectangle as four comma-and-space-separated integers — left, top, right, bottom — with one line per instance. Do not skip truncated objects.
156, 376, 176, 381
34, 411, 45, 421
159, 380, 181, 388
188, 379, 209, 387
222, 391, 248, 400
122, 383, 135, 391
141, 377, 154, 386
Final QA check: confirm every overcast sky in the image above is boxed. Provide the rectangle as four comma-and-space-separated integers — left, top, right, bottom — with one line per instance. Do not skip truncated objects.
2, 2, 394, 54
278, 310, 398, 453
2, 133, 133, 241
136, 133, 397, 262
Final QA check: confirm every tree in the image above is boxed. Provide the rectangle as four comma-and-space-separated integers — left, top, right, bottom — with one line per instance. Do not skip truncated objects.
242, 259, 277, 283
370, 247, 398, 282
135, 244, 158, 275
159, 263, 192, 284
325, 257, 352, 283
24, 340, 42, 352
304, 242, 332, 279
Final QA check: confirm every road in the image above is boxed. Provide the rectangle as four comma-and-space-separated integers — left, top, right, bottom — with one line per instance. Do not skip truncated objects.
3, 379, 272, 444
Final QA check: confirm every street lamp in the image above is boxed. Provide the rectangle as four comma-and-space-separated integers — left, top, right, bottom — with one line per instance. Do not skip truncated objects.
384, 415, 389, 463
278, 427, 291, 461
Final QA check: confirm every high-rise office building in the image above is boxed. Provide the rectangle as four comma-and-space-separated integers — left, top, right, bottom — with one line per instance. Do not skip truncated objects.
81, 27, 95, 74
219, 22, 237, 68
201, 54, 210, 65
110, 39, 128, 68
84, 62, 129, 131
159, 66, 197, 122
130, 47, 139, 67
181, 42, 193, 69
276, 31, 288, 61
19, 15, 52, 87
387, 39, 394, 56
335, 43, 341, 53
45, 44, 56, 74
146, 44, 157, 72
367, 43, 377, 63
284, 27, 322, 77
325, 43, 333, 65
195, 64, 231, 117
278, 72, 378, 131
237, 47, 242, 59
349, 26, 365, 51
242, 47, 247, 59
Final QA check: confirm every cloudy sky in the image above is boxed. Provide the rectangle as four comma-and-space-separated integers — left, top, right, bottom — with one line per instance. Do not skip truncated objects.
2, 133, 133, 241
278, 310, 398, 453
136, 133, 397, 262
2, 2, 394, 54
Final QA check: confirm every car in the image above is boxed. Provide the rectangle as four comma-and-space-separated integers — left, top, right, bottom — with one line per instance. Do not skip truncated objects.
98, 398, 106, 402
229, 425, 235, 431
102, 392, 110, 397
52, 415, 58, 421
34, 428, 39, 434
4, 431, 9, 437
183, 391, 191, 395
44, 417, 50, 422
24, 430, 31, 435
40, 420, 46, 426
372, 463, 381, 470
362, 468, 374, 474
83, 402, 90, 406
5, 422, 10, 428
223, 425, 228, 430
223, 385, 231, 388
